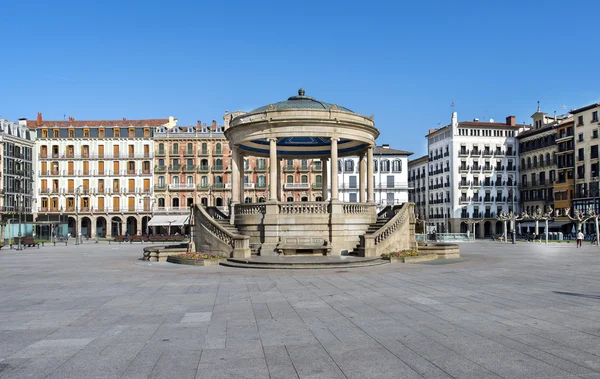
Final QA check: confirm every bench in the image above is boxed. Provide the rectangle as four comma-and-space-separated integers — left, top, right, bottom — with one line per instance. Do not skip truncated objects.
109, 235, 126, 244
129, 235, 147, 243
276, 237, 331, 256
10, 237, 40, 249
148, 235, 186, 243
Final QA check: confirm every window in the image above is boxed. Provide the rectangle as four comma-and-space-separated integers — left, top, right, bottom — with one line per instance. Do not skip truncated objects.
53, 129, 60, 138
315, 175, 322, 186
83, 129, 90, 138
258, 175, 266, 187
215, 143, 222, 154
578, 115, 584, 126
344, 160, 354, 172
301, 175, 308, 183
128, 128, 135, 138
380, 159, 390, 172
373, 160, 378, 173
68, 128, 75, 138
286, 175, 293, 183
392, 159, 402, 172
593, 111, 599, 122
98, 128, 104, 138
579, 148, 585, 161
594, 130, 599, 139
144, 128, 150, 137
114, 128, 120, 138
592, 145, 599, 159
41, 129, 48, 138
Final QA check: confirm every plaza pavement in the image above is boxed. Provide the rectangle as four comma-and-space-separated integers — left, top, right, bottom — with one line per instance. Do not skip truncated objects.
0, 241, 600, 379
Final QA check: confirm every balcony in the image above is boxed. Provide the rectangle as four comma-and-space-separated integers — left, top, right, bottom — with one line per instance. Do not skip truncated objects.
244, 183, 255, 189
169, 150, 180, 155
155, 150, 166, 157
471, 150, 481, 156
495, 150, 504, 157
256, 183, 267, 189
154, 185, 168, 191
556, 133, 574, 142
482, 150, 493, 157
459, 166, 470, 173
283, 183, 310, 190
168, 165, 182, 172
312, 183, 323, 190
198, 149, 209, 156
459, 181, 470, 188
212, 183, 231, 190
213, 149, 223, 156
283, 165, 296, 172
483, 166, 493, 173
255, 165, 268, 172
212, 165, 225, 172
168, 183, 196, 190
154, 165, 167, 173
183, 149, 195, 157
458, 150, 469, 157
197, 183, 210, 190
311, 164, 322, 172
183, 165, 196, 172
197, 165, 210, 172
299, 165, 310, 172
153, 206, 191, 213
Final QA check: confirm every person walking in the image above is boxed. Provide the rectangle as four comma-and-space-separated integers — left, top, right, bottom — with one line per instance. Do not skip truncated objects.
577, 230, 584, 248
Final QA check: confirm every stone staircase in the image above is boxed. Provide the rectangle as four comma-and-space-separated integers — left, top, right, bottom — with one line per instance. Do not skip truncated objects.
220, 257, 388, 269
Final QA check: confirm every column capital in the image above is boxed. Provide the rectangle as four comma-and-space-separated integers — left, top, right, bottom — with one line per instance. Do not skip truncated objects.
267, 137, 278, 143
330, 137, 340, 142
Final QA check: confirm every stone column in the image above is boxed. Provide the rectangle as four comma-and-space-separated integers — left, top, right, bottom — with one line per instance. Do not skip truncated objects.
321, 158, 328, 200
277, 159, 283, 201
268, 138, 278, 202
367, 145, 374, 202
237, 150, 244, 204
231, 146, 240, 204
359, 153, 366, 203
331, 138, 339, 200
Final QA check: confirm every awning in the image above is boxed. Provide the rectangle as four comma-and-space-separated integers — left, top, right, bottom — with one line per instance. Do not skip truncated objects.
148, 215, 189, 227
518, 221, 572, 228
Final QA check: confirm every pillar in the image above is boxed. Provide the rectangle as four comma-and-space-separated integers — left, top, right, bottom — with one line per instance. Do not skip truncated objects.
359, 153, 366, 203
231, 146, 240, 204
277, 159, 283, 201
321, 158, 328, 200
268, 138, 278, 202
367, 145, 374, 202
331, 138, 339, 200
237, 150, 244, 204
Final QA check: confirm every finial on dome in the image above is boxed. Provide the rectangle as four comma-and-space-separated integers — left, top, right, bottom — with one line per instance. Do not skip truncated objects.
298, 88, 305, 96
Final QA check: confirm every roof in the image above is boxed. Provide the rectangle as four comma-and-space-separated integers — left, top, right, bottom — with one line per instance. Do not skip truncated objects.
457, 121, 527, 129
27, 118, 170, 129
571, 102, 600, 114
517, 124, 557, 139
374, 146, 413, 156
250, 89, 355, 114
408, 155, 428, 166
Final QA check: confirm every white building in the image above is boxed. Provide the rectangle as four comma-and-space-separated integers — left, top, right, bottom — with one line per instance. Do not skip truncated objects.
425, 113, 528, 237
408, 154, 428, 220
338, 145, 411, 210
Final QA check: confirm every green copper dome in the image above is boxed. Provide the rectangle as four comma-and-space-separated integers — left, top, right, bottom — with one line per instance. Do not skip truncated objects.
250, 89, 355, 113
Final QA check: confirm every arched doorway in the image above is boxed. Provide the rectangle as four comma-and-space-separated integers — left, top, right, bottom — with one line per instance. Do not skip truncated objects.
215, 197, 223, 207
111, 216, 123, 237
126, 216, 137, 235
495, 221, 502, 235
96, 217, 107, 238
484, 221, 492, 237
460, 222, 468, 233
81, 217, 92, 238
201, 197, 208, 207
141, 216, 151, 236
67, 217, 76, 237
475, 223, 481, 237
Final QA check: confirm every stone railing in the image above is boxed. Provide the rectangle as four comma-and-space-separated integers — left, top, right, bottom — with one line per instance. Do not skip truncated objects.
234, 203, 266, 215
195, 205, 250, 258
280, 202, 328, 214
361, 203, 415, 257
206, 206, 228, 220
342, 203, 371, 214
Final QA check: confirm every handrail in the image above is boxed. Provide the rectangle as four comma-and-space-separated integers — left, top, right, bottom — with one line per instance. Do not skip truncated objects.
363, 203, 413, 251
206, 206, 228, 220
195, 205, 248, 253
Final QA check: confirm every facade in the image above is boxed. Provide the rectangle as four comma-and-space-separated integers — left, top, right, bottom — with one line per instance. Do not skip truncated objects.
408, 154, 428, 221
338, 145, 411, 209
554, 117, 575, 219
30, 113, 175, 238
427, 113, 526, 236
517, 107, 563, 216
572, 102, 600, 215
1, 118, 35, 239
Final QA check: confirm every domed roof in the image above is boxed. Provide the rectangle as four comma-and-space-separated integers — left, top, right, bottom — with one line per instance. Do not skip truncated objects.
250, 89, 354, 114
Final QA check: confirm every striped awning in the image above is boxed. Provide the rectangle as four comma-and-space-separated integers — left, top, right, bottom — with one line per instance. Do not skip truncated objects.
148, 215, 189, 227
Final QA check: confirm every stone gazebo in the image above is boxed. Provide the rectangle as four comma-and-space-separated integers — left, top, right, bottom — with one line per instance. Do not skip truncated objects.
195, 89, 416, 258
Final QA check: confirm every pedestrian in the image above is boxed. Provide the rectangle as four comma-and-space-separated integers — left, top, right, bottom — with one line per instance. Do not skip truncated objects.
577, 230, 584, 248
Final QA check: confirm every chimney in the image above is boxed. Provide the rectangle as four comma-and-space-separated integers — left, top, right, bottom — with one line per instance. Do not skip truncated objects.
428, 129, 437, 135
36, 112, 43, 126
506, 115, 516, 126
197, 120, 201, 128
382, 144, 390, 149
123, 117, 127, 121
68, 116, 74, 122
212, 120, 217, 131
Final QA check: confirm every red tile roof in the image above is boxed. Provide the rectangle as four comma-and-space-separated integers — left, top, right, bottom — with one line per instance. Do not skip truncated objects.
27, 119, 170, 128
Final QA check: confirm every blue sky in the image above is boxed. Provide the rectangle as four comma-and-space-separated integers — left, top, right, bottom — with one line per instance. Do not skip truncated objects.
1, 0, 598, 157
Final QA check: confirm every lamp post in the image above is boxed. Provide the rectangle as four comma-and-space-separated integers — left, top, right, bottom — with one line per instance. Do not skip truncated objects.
496, 212, 510, 243
500, 211, 526, 244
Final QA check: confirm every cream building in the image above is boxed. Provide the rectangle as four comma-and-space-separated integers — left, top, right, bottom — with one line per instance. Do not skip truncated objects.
572, 102, 600, 215
30, 113, 176, 238
408, 154, 428, 221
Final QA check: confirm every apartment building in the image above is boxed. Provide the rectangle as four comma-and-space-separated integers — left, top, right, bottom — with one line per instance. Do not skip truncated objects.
408, 154, 428, 221
30, 113, 175, 238
572, 102, 600, 215
1, 118, 35, 238
427, 113, 526, 236
517, 107, 563, 215
554, 117, 575, 219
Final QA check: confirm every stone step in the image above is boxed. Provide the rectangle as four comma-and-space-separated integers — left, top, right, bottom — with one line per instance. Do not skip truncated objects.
219, 259, 389, 270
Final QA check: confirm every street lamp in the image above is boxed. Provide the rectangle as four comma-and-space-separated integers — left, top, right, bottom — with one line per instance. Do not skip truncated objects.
499, 211, 526, 244
139, 193, 154, 237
